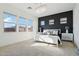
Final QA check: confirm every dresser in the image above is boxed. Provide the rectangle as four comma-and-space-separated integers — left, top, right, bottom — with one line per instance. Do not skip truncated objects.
62, 33, 73, 41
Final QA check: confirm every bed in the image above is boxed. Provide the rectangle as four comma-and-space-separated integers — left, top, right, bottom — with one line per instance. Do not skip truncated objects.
34, 29, 62, 47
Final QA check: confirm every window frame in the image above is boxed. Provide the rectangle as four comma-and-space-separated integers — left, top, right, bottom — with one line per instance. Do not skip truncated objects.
27, 19, 33, 32
18, 16, 27, 32
3, 12, 33, 32
3, 12, 17, 32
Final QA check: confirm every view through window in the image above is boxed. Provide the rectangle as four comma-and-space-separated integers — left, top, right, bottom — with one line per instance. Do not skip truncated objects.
27, 19, 33, 32
3, 12, 16, 32
3, 12, 33, 32
18, 17, 27, 32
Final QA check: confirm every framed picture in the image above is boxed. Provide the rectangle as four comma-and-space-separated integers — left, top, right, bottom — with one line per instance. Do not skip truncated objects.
60, 17, 67, 24
49, 19, 54, 25
41, 21, 45, 25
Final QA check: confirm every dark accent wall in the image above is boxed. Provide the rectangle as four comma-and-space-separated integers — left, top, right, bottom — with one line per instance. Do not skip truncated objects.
38, 10, 73, 33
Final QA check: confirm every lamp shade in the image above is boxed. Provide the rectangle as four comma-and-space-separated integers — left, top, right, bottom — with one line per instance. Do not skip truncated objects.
65, 26, 69, 29
36, 5, 47, 14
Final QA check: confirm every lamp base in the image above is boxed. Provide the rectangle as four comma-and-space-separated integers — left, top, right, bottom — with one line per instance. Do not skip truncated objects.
66, 29, 68, 33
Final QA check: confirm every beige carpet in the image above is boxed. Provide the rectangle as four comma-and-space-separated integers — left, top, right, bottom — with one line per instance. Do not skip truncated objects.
0, 39, 78, 56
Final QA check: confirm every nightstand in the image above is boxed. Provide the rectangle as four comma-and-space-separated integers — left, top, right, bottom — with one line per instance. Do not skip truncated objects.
62, 33, 73, 41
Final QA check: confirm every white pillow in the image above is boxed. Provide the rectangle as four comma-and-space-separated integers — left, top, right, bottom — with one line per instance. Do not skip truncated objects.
53, 30, 58, 35
47, 31, 50, 35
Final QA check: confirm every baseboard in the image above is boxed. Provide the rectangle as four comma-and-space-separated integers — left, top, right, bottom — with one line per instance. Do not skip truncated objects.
61, 40, 73, 42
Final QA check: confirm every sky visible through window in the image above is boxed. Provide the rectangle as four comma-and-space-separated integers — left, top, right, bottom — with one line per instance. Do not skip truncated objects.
4, 13, 33, 28
27, 19, 33, 26
4, 14, 16, 28
18, 17, 27, 25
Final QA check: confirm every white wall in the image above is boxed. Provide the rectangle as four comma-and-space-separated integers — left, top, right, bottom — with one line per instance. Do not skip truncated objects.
0, 4, 38, 47
73, 4, 79, 49
1, 3, 79, 48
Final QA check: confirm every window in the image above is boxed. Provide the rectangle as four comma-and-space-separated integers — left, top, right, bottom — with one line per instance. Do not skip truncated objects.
3, 12, 33, 32
3, 12, 16, 32
18, 17, 27, 32
27, 19, 33, 32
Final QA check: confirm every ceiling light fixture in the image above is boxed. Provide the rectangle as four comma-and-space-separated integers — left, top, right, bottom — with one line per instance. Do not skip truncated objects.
36, 4, 47, 14
27, 6, 32, 9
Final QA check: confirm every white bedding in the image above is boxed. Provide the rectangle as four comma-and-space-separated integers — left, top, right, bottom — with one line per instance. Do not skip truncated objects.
34, 33, 62, 46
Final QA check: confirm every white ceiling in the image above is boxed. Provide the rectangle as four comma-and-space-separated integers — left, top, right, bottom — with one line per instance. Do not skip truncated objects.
10, 3, 76, 17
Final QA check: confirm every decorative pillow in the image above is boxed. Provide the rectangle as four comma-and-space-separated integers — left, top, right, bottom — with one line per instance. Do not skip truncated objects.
53, 30, 58, 35
43, 30, 48, 35
46, 31, 51, 35
43, 29, 51, 35
50, 30, 53, 35
43, 29, 58, 35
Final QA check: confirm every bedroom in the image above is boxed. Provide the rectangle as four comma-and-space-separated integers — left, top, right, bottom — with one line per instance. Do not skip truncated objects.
0, 3, 79, 56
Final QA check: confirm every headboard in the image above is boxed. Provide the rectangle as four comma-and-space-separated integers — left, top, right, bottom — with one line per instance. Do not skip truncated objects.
43, 29, 61, 35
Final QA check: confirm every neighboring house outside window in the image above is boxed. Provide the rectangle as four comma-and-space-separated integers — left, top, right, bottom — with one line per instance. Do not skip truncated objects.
3, 12, 33, 32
